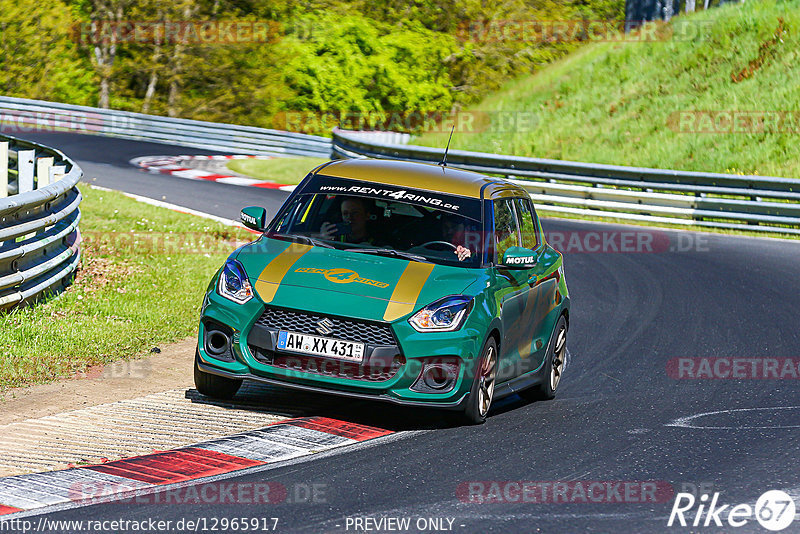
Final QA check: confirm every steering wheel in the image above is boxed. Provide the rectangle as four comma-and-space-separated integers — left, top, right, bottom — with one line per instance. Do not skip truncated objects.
416, 240, 459, 252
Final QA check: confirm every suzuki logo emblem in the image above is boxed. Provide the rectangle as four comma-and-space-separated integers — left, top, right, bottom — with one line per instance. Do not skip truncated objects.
316, 318, 334, 336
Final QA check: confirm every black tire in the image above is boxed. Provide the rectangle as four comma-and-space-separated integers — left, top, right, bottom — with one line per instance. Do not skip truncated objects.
521, 315, 567, 401
462, 336, 498, 425
194, 356, 242, 400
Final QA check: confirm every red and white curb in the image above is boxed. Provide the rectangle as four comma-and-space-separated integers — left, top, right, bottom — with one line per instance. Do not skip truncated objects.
131, 155, 296, 191
0, 416, 392, 515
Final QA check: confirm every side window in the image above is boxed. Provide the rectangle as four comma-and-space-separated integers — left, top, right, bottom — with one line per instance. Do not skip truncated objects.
493, 198, 520, 261
514, 198, 540, 250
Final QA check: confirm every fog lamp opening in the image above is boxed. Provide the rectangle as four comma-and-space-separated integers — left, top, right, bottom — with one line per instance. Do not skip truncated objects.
411, 358, 460, 394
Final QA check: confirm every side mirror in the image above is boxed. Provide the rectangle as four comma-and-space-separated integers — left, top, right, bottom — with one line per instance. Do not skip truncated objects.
240, 206, 268, 232
501, 246, 538, 269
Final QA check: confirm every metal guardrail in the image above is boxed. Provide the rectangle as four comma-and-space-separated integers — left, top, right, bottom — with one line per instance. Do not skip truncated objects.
4, 95, 798, 236
339, 130, 411, 146
0, 96, 331, 158
332, 128, 800, 235
0, 134, 82, 309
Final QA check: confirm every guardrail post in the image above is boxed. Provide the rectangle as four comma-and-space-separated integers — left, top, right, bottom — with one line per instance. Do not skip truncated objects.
0, 141, 7, 197
37, 156, 54, 189
50, 165, 66, 184
17, 149, 35, 193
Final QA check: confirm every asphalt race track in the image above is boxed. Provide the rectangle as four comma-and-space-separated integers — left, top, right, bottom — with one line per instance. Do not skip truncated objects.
20, 132, 292, 219
18, 133, 800, 533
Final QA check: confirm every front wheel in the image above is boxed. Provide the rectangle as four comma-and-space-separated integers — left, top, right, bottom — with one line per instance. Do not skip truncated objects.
194, 353, 242, 400
462, 336, 498, 425
521, 315, 567, 401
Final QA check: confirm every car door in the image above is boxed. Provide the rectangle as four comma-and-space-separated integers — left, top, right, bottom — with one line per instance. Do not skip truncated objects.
511, 197, 557, 376
492, 197, 532, 382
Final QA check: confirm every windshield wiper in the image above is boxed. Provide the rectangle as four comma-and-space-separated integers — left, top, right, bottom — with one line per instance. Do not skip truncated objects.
274, 233, 335, 249
351, 248, 428, 262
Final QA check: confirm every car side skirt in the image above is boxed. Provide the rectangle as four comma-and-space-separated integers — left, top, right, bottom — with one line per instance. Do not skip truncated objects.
493, 369, 546, 399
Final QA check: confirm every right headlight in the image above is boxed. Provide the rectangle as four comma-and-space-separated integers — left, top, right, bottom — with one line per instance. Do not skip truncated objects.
409, 295, 473, 332
217, 259, 253, 304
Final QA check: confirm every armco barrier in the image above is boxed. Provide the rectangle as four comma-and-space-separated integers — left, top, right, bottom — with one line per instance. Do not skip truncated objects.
0, 96, 331, 158
332, 128, 800, 235
3, 95, 798, 236
0, 134, 82, 309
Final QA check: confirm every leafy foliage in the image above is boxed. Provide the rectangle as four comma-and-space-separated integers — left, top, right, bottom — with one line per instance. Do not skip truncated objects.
0, 0, 96, 104
0, 0, 625, 133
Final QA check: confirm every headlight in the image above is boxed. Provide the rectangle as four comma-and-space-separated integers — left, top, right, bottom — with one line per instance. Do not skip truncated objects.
409, 295, 473, 332
217, 259, 253, 304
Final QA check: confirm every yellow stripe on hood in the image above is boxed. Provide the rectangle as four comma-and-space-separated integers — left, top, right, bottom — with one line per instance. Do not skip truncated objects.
254, 243, 313, 303
383, 262, 435, 321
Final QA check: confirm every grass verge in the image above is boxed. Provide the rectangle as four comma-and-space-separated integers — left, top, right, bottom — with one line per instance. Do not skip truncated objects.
416, 0, 800, 178
0, 185, 254, 391
408, 0, 800, 238
227, 156, 330, 184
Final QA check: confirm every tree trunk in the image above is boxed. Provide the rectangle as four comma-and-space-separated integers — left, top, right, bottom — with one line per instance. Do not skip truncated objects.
98, 76, 110, 108
142, 71, 159, 114
663, 0, 674, 21
91, 18, 117, 109
141, 40, 161, 114
89, 2, 125, 109
166, 2, 196, 118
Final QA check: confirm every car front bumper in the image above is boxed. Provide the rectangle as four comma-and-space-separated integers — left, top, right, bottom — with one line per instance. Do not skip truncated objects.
196, 354, 470, 409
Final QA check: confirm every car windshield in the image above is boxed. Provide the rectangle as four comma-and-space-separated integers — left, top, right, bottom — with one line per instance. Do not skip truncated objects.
267, 177, 485, 268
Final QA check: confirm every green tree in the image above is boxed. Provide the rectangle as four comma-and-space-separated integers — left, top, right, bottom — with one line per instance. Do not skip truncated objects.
0, 0, 95, 104
279, 12, 456, 133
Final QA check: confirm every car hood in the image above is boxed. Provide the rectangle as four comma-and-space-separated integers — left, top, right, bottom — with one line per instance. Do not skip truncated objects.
235, 238, 483, 322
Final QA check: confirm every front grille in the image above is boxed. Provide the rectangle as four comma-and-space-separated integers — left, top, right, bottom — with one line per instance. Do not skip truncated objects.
267, 353, 404, 382
254, 307, 396, 346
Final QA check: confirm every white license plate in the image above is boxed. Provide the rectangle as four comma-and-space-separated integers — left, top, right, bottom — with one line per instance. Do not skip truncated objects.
276, 331, 365, 362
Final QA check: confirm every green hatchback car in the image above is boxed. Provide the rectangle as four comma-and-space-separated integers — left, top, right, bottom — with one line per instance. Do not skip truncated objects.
195, 158, 569, 423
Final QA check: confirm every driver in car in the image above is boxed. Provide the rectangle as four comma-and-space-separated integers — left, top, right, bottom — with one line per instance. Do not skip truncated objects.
441, 213, 474, 262
320, 197, 375, 244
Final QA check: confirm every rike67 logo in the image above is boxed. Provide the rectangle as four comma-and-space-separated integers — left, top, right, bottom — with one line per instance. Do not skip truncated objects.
668, 490, 796, 531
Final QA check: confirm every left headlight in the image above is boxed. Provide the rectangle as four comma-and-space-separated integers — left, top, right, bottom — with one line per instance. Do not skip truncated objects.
217, 259, 254, 304
409, 295, 473, 332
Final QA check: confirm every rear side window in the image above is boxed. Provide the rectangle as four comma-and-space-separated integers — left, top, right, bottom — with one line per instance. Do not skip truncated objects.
514, 198, 540, 250
493, 198, 520, 261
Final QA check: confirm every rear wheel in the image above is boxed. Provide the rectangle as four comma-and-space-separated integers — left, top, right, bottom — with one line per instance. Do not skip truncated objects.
521, 315, 567, 401
194, 352, 242, 400
462, 336, 498, 425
